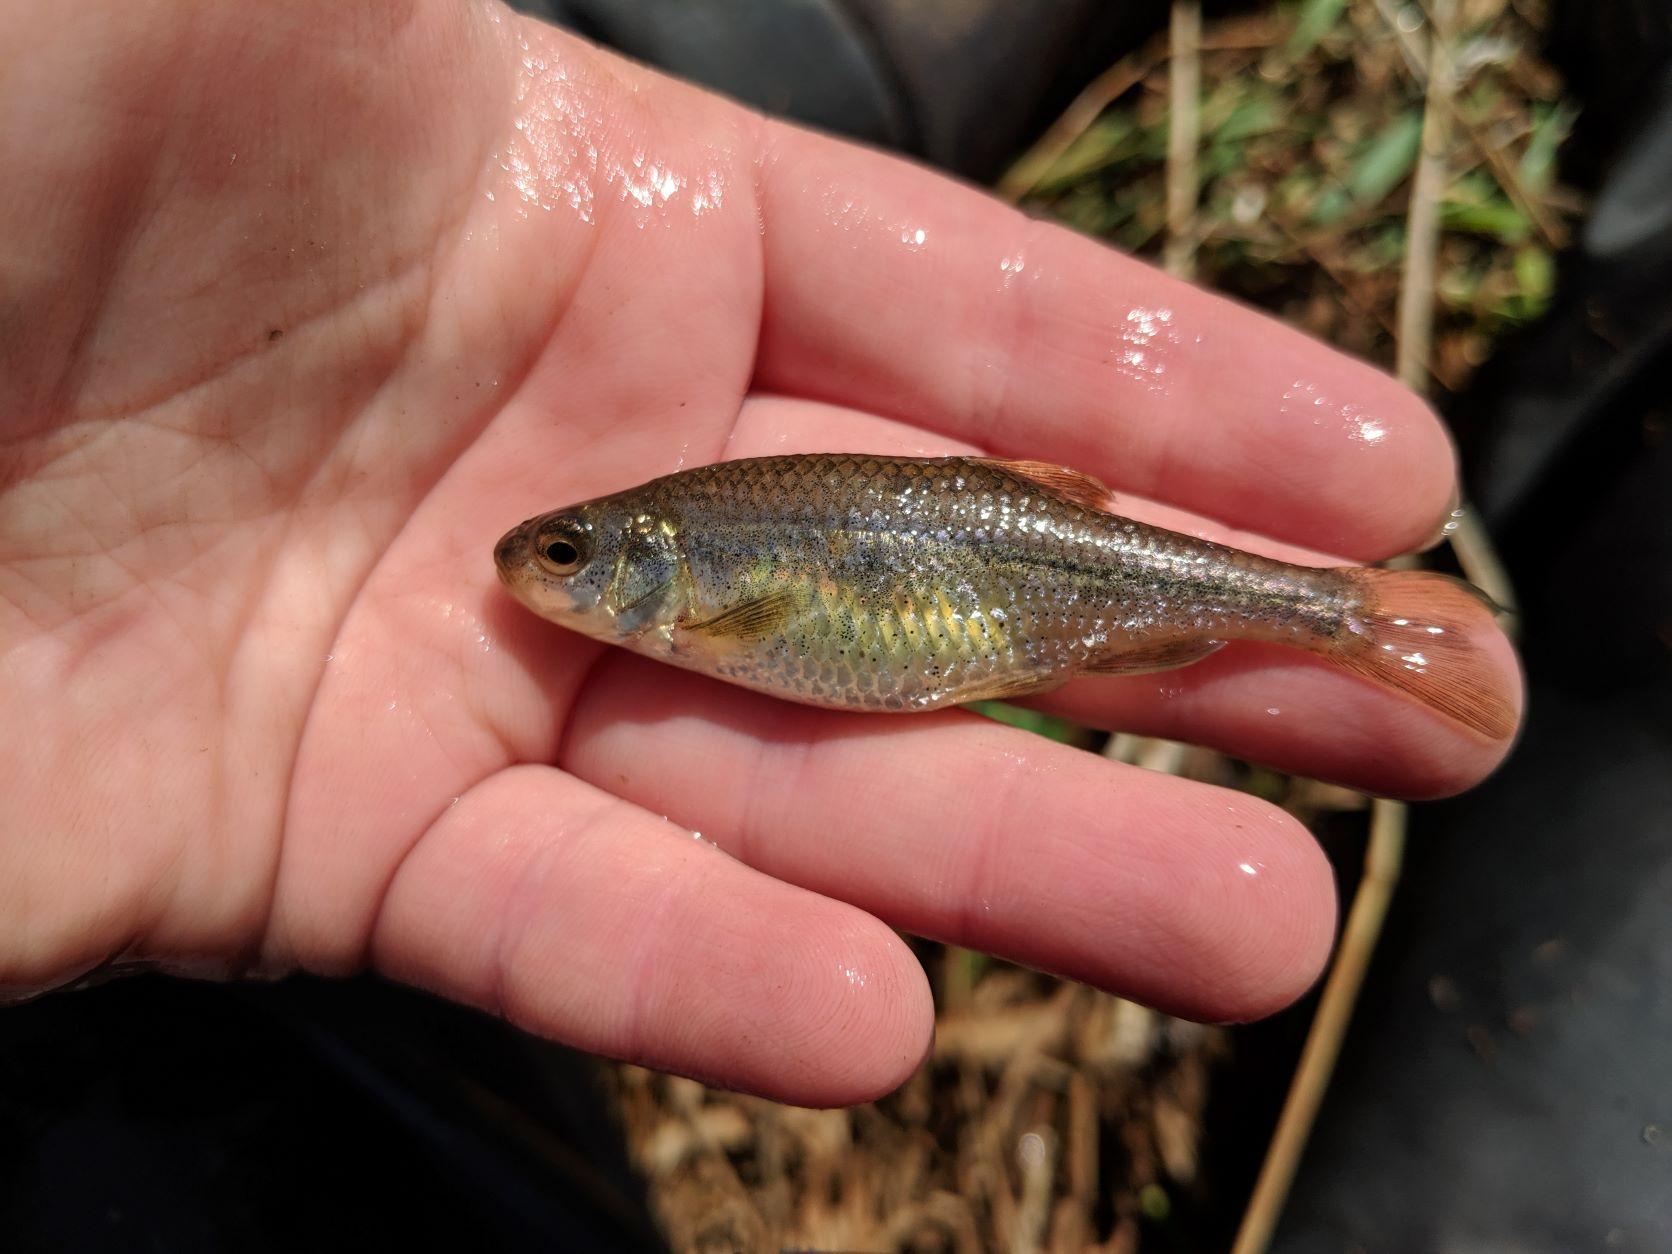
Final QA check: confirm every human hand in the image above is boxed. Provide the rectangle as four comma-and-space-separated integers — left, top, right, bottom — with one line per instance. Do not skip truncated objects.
0, 2, 1519, 1104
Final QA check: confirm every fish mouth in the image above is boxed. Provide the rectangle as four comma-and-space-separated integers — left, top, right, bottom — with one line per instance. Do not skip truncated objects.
493, 521, 531, 587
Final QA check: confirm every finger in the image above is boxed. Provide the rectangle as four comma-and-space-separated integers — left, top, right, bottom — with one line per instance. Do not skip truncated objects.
723, 397, 1519, 796
562, 657, 1337, 1024
371, 764, 933, 1105
754, 122, 1456, 560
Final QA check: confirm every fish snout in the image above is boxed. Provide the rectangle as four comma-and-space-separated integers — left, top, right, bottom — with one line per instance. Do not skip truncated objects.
493, 522, 532, 585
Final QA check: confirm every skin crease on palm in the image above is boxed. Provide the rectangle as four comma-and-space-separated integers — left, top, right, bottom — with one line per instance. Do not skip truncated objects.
0, 2, 1521, 1105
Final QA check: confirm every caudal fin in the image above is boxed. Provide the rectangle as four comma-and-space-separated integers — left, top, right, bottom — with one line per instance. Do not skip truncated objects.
1324, 569, 1517, 740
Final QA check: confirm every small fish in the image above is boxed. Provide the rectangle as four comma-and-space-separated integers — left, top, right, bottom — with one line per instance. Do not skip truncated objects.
494, 454, 1514, 738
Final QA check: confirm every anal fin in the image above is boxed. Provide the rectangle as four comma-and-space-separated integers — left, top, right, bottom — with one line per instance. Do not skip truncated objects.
957, 671, 1068, 704
682, 590, 799, 641
1083, 638, 1225, 676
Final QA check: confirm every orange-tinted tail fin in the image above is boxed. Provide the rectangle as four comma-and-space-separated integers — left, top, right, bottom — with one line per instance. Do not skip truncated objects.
1322, 569, 1517, 740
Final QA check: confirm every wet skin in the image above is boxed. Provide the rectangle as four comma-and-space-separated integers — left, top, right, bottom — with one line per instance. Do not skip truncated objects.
0, 3, 1520, 1105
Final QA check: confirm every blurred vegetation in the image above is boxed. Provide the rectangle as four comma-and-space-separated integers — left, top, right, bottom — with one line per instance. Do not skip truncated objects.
616, 2, 1578, 1251
1020, 0, 1576, 390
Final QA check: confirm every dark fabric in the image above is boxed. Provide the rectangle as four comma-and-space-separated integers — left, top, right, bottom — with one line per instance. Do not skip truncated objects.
0, 977, 663, 1253
527, 0, 1168, 180
1273, 4, 1672, 1245
1274, 400, 1672, 1254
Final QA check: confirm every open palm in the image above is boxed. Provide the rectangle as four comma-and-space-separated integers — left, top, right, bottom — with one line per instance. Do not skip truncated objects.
0, 2, 1518, 1104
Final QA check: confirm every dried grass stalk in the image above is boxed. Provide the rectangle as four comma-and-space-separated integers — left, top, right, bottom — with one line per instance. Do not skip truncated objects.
1164, 0, 1203, 279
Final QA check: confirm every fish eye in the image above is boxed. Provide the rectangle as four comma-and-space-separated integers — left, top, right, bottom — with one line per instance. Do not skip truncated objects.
534, 521, 589, 575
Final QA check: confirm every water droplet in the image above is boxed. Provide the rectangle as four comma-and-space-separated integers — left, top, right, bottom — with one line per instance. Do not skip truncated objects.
1231, 185, 1266, 224
1018, 1132, 1047, 1168
1111, 307, 1180, 394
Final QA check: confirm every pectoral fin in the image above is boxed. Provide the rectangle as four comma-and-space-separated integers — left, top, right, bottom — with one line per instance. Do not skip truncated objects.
683, 590, 800, 641
975, 458, 1113, 512
1083, 638, 1225, 676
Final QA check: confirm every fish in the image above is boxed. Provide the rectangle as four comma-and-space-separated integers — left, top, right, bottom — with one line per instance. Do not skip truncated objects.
493, 454, 1515, 739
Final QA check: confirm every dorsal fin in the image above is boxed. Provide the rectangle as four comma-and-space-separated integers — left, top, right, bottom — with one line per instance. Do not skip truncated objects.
975, 458, 1112, 512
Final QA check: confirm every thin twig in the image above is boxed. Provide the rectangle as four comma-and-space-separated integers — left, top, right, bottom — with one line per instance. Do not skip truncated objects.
1397, 5, 1454, 391
1164, 0, 1203, 279
1371, 0, 1567, 251
1448, 507, 1520, 628
1136, 736, 1190, 777
1231, 800, 1408, 1254
1450, 105, 1568, 251
1372, 0, 1430, 79
1266, 215, 1468, 390
996, 34, 1168, 205
1391, 1, 1521, 622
